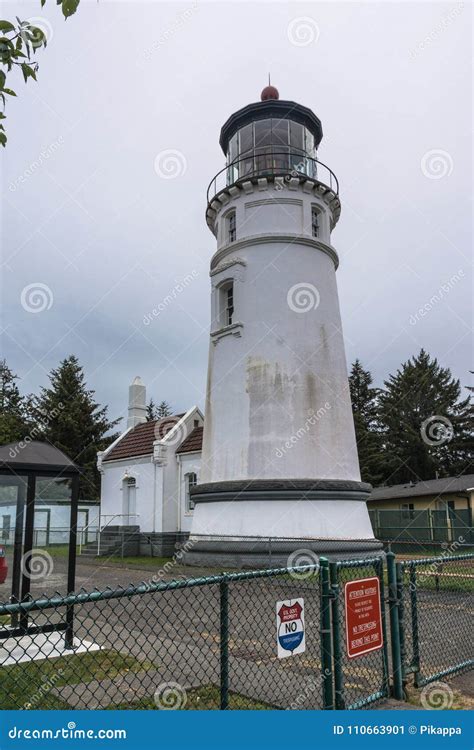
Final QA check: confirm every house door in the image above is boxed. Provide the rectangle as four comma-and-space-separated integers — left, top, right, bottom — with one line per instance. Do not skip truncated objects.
123, 478, 136, 524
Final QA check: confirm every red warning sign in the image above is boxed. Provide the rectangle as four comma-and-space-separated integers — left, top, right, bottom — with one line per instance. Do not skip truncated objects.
344, 576, 383, 659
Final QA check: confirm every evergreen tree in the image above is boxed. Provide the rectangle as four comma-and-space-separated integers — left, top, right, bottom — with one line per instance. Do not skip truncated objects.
348, 360, 384, 485
157, 401, 172, 418
146, 398, 158, 421
30, 356, 120, 500
0, 359, 31, 444
378, 350, 473, 484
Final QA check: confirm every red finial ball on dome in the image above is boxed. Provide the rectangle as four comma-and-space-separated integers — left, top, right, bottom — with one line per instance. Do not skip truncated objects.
261, 85, 279, 101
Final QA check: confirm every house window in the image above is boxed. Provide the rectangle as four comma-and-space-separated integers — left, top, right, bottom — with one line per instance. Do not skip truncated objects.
228, 211, 236, 243
185, 472, 197, 512
311, 207, 320, 238
401, 503, 415, 520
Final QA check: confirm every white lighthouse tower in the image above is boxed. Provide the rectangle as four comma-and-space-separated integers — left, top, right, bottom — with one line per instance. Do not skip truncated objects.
186, 86, 381, 565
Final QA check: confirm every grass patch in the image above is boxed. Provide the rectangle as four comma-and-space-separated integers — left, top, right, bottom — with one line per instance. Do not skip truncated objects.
0, 650, 155, 710
406, 683, 474, 711
411, 575, 474, 594
37, 545, 71, 559
110, 684, 275, 710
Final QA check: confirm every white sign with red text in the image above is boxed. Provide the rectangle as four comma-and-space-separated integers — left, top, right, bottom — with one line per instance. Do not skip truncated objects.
276, 598, 306, 659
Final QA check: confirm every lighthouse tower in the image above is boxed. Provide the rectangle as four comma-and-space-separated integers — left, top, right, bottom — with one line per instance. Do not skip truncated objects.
186, 86, 382, 566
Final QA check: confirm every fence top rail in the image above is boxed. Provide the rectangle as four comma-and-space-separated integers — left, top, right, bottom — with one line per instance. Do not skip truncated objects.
400, 552, 474, 569
0, 563, 320, 616
334, 557, 383, 569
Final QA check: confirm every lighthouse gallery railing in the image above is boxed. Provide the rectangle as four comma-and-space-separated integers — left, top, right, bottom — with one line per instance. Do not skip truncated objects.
207, 151, 339, 206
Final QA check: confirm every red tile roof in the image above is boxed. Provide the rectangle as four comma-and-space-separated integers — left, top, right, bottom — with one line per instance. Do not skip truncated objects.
103, 415, 185, 462
175, 426, 203, 454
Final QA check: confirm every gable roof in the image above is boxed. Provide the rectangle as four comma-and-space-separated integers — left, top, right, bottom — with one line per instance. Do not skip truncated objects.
103, 415, 185, 462
369, 474, 474, 502
176, 426, 203, 454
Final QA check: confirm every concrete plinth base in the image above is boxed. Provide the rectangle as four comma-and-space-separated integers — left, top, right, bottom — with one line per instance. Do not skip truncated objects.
183, 536, 383, 568
183, 479, 383, 568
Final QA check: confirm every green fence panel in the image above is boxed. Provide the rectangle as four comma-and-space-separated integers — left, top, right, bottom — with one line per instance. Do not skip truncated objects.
398, 553, 474, 688
0, 563, 323, 711
330, 558, 390, 710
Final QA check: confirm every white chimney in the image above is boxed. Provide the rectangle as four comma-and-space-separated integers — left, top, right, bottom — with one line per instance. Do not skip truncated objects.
127, 376, 147, 429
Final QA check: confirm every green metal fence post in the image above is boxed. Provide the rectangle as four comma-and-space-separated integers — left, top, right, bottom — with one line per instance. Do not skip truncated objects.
409, 563, 421, 687
220, 575, 229, 710
386, 551, 403, 700
320, 557, 334, 710
396, 562, 407, 686
329, 561, 344, 709
376, 557, 391, 700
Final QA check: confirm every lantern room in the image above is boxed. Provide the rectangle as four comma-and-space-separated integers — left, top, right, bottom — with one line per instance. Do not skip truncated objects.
220, 86, 324, 185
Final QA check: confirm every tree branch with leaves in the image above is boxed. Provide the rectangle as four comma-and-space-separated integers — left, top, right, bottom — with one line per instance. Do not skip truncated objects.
0, 0, 80, 146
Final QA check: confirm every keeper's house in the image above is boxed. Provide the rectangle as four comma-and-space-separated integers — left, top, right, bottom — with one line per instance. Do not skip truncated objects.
367, 475, 474, 546
95, 377, 203, 558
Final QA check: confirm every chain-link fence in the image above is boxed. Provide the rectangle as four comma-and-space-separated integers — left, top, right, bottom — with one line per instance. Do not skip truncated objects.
396, 553, 474, 688
0, 565, 324, 711
0, 553, 472, 711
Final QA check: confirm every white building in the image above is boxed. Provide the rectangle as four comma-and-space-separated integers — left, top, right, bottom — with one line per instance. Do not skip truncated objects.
96, 377, 204, 556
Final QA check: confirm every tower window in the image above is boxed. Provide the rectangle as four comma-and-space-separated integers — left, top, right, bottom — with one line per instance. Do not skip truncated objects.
228, 211, 236, 243
218, 280, 235, 327
225, 283, 234, 325
312, 208, 320, 238
185, 472, 197, 512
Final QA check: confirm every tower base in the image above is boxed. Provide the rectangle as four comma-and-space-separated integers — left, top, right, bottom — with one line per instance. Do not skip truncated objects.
183, 479, 383, 568
183, 536, 384, 569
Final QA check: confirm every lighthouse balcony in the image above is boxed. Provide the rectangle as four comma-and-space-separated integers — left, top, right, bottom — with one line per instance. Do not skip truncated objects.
206, 151, 340, 232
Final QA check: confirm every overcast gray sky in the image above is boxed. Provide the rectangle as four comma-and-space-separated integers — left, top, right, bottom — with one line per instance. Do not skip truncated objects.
1, 0, 472, 428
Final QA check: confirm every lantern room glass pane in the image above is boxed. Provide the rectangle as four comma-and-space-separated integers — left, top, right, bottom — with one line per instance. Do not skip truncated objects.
238, 124, 253, 155
254, 119, 272, 150
227, 133, 239, 182
271, 119, 289, 147
305, 129, 315, 157
289, 121, 304, 156
228, 134, 238, 163
238, 124, 254, 178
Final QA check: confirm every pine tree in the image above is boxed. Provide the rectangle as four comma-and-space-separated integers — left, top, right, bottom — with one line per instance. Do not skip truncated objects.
30, 356, 120, 500
157, 401, 172, 418
146, 398, 158, 421
0, 359, 31, 444
378, 350, 473, 484
348, 360, 384, 486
